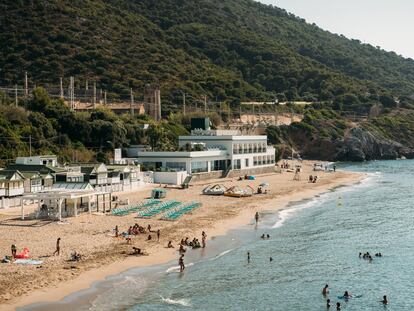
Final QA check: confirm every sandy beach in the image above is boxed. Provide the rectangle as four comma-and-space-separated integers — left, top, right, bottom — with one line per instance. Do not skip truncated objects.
0, 161, 363, 310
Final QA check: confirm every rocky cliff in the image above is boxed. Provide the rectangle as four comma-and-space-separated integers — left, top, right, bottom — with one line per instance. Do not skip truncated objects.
335, 127, 414, 161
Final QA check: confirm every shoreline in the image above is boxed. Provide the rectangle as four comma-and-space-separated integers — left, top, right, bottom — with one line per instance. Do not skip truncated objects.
1, 163, 365, 310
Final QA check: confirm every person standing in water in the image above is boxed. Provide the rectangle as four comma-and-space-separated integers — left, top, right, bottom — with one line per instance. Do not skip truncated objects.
255, 212, 259, 224
326, 299, 331, 308
179, 254, 185, 272
322, 284, 329, 296
247, 251, 251, 263
381, 295, 388, 305
202, 231, 207, 248
336, 302, 341, 310
53, 237, 61, 256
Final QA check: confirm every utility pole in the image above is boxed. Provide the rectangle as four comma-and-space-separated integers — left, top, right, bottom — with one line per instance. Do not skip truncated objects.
93, 82, 96, 109
15, 84, 18, 106
104, 91, 107, 105
183, 92, 186, 115
204, 95, 207, 114
69, 76, 75, 111
60, 77, 64, 99
29, 135, 32, 157
24, 71, 28, 97
85, 79, 88, 91
130, 88, 134, 116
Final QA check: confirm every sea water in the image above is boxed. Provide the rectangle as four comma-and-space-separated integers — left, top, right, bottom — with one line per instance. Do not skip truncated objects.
21, 160, 414, 310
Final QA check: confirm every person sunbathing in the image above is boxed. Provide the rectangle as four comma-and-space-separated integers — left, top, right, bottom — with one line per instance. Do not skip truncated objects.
130, 247, 148, 256
70, 251, 82, 261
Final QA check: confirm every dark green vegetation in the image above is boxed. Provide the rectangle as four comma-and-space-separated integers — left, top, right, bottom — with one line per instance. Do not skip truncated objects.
0, 88, 189, 165
2, 0, 414, 162
2, 0, 414, 113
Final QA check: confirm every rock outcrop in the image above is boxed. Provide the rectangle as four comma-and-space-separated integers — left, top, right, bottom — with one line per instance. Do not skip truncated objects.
335, 127, 414, 161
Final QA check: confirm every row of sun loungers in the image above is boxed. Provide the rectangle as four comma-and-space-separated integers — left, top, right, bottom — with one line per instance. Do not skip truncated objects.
112, 199, 202, 220
137, 200, 182, 218
111, 199, 161, 216
161, 202, 202, 221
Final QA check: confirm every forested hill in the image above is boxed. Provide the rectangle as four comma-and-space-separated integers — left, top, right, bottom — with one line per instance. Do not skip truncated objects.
1, 0, 414, 110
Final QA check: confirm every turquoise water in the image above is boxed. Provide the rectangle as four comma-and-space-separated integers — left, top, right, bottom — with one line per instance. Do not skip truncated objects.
21, 160, 414, 310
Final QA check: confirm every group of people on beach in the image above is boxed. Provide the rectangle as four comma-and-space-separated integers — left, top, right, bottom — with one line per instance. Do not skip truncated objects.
280, 161, 290, 169
257, 186, 268, 194
323, 284, 388, 309
177, 231, 207, 272
114, 223, 162, 243
179, 231, 207, 253
308, 175, 318, 183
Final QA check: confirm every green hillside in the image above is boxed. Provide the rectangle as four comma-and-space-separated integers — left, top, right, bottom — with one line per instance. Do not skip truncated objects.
1, 0, 414, 112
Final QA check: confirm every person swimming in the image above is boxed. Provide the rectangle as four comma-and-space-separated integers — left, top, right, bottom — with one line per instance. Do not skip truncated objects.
322, 284, 329, 295
343, 291, 351, 299
381, 295, 388, 305
336, 302, 341, 310
326, 299, 331, 308
269, 257, 273, 262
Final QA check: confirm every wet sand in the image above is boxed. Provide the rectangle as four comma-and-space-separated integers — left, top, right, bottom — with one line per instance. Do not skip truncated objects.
0, 161, 363, 310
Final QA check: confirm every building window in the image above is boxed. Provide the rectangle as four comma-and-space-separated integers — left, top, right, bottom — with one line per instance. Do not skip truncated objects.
191, 161, 208, 173
233, 159, 241, 170
253, 156, 257, 166
211, 160, 226, 171
245, 158, 249, 167
166, 162, 186, 172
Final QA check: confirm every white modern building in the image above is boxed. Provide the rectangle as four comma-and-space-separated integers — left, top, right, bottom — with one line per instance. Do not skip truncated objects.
136, 130, 276, 181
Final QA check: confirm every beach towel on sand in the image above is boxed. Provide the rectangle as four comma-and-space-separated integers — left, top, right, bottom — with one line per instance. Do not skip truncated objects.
14, 259, 43, 265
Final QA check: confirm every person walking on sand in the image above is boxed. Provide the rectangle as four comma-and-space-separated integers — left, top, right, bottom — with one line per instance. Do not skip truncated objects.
53, 237, 61, 256
11, 244, 17, 257
115, 225, 119, 238
157, 229, 160, 241
202, 231, 207, 248
255, 212, 259, 224
179, 254, 185, 272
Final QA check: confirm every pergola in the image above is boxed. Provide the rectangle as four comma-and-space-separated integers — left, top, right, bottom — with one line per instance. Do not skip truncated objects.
22, 189, 112, 221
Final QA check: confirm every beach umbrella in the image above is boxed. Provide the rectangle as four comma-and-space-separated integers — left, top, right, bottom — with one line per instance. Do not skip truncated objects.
259, 182, 269, 187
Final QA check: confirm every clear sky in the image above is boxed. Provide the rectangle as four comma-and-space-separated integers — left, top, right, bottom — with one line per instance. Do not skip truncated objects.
258, 0, 414, 59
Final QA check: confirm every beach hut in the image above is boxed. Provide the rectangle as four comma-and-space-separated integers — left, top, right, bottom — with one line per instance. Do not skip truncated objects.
151, 188, 166, 199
